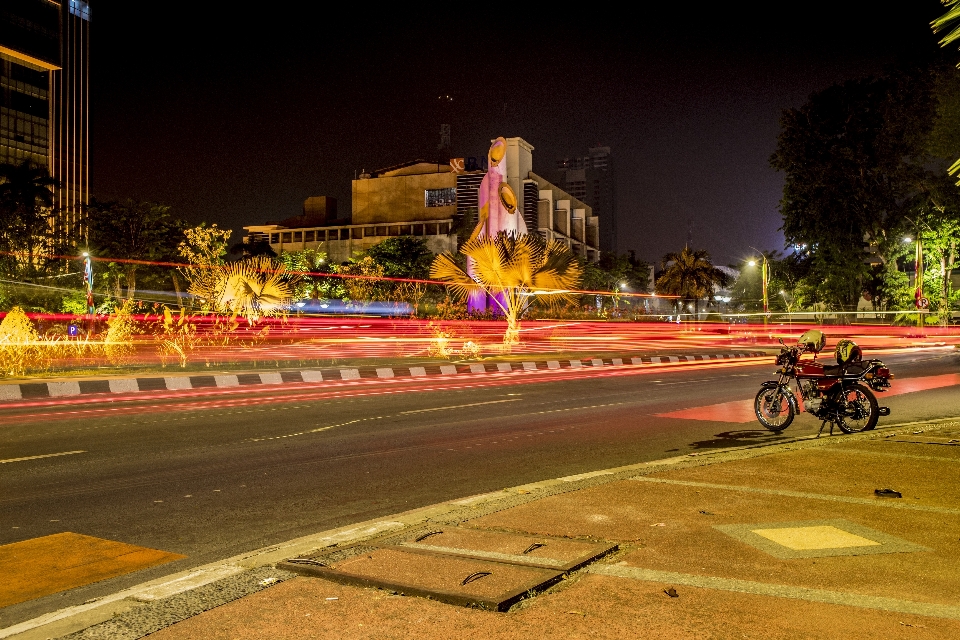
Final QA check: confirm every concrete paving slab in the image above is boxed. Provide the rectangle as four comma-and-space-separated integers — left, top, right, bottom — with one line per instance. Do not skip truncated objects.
714, 518, 929, 558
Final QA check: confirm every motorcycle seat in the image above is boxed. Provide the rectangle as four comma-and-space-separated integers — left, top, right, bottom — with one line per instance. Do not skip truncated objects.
823, 363, 868, 377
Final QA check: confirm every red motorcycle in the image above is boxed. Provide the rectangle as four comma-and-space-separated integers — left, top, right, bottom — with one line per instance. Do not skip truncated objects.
754, 330, 893, 435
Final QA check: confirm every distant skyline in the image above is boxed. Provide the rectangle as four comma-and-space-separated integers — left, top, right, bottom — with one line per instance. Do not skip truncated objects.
91, 3, 948, 266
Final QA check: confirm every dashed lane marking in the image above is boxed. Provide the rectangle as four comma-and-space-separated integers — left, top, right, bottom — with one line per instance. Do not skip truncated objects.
0, 450, 85, 464
400, 398, 521, 414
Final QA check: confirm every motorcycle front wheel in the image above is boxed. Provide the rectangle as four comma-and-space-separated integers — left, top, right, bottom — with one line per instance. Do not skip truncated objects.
754, 386, 794, 431
836, 383, 879, 434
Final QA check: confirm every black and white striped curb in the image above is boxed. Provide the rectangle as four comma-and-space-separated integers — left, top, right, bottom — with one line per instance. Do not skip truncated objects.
0, 352, 767, 402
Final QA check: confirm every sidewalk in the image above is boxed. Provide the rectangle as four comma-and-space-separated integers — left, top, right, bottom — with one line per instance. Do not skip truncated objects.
0, 349, 768, 402
41, 419, 960, 640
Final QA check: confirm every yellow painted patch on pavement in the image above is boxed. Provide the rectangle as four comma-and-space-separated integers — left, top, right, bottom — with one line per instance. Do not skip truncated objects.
0, 532, 185, 607
751, 526, 881, 551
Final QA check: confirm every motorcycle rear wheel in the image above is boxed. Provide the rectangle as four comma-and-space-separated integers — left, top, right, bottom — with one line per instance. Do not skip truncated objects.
836, 383, 879, 434
754, 386, 794, 431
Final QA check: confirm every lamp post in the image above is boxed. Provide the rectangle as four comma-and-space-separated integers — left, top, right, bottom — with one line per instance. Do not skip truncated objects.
82, 252, 93, 333
747, 250, 770, 325
905, 235, 925, 329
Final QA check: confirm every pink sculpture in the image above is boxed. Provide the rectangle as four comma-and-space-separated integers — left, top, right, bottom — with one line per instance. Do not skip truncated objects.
467, 137, 528, 313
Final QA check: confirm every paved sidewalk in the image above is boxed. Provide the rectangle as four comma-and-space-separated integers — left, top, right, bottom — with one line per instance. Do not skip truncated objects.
37, 420, 960, 640
0, 350, 766, 402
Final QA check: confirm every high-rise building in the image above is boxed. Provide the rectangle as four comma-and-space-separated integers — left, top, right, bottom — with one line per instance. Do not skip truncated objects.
0, 0, 91, 242
556, 145, 616, 252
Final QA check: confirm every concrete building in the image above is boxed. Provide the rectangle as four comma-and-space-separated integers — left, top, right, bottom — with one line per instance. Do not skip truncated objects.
243, 137, 600, 263
556, 145, 616, 252
0, 0, 91, 241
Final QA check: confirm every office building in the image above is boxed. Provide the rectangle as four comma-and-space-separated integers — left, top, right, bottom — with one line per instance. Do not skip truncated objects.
0, 0, 91, 241
556, 145, 616, 252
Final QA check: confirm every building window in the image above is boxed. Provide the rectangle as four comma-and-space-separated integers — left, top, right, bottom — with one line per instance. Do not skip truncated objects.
424, 188, 456, 208
270, 233, 280, 244
305, 230, 315, 242
293, 231, 302, 242
281, 233, 292, 243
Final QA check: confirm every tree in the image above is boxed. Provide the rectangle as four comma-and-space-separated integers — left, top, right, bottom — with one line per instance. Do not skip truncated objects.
365, 236, 433, 279
279, 248, 334, 300
217, 255, 295, 324
580, 251, 650, 314
0, 161, 58, 272
655, 247, 728, 317
771, 66, 944, 309
86, 199, 187, 300
933, 1, 960, 183
178, 223, 232, 309
431, 232, 582, 346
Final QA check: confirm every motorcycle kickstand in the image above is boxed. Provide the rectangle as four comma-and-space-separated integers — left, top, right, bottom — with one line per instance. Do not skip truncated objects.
816, 421, 827, 438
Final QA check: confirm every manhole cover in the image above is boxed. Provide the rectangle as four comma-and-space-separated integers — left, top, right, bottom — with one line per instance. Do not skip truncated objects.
401, 527, 616, 571
282, 547, 562, 611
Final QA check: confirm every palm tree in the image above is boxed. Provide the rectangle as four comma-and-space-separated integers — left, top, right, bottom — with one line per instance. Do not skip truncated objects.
933, 1, 960, 182
431, 232, 582, 346
655, 247, 728, 318
213, 255, 296, 324
0, 161, 58, 271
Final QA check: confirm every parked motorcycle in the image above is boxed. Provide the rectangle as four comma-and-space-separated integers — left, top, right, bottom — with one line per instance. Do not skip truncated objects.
754, 330, 893, 435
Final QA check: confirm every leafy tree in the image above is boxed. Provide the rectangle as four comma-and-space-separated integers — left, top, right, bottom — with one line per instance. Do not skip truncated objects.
0, 161, 58, 273
431, 232, 582, 346
580, 250, 650, 314
178, 223, 232, 309
655, 247, 728, 317
279, 249, 336, 300
771, 65, 951, 309
365, 236, 434, 279
86, 199, 187, 300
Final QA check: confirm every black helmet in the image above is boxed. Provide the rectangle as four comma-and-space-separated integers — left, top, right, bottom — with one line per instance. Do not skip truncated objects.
835, 339, 862, 366
797, 330, 825, 353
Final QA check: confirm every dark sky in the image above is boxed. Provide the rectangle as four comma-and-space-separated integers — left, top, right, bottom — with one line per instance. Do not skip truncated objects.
91, 3, 950, 266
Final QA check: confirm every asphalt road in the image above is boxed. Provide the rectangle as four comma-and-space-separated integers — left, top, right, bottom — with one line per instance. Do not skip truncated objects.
2, 348, 959, 626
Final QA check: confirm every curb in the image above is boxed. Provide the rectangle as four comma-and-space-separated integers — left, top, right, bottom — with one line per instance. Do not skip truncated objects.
0, 352, 768, 402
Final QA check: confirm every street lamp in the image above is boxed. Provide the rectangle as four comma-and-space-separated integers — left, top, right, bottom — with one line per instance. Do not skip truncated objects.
746, 250, 770, 324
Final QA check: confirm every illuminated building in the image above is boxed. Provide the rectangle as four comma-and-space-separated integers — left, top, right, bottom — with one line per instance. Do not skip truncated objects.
556, 145, 616, 252
244, 137, 600, 262
0, 0, 91, 242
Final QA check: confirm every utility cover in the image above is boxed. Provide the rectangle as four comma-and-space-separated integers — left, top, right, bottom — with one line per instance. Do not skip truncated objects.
399, 527, 616, 571
282, 547, 562, 611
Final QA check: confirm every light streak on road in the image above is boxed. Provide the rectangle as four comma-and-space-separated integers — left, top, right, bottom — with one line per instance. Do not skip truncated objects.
0, 357, 771, 425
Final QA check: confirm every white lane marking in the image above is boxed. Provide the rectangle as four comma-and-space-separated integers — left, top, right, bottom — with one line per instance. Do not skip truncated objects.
0, 450, 85, 464
399, 398, 521, 415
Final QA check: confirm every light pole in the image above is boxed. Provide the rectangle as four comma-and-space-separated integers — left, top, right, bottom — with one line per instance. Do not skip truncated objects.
905, 235, 925, 328
747, 250, 770, 325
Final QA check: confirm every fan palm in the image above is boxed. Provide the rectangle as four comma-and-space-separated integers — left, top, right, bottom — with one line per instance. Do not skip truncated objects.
214, 255, 296, 324
933, 1, 960, 182
655, 247, 728, 318
431, 232, 582, 346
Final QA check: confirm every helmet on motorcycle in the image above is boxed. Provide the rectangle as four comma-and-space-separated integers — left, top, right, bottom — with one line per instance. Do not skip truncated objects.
797, 330, 825, 353
835, 339, 862, 366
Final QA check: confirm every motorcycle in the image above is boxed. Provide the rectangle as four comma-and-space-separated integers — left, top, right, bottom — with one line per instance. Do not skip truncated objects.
754, 330, 893, 436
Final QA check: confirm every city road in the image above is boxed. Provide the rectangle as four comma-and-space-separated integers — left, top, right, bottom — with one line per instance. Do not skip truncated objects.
2, 348, 959, 626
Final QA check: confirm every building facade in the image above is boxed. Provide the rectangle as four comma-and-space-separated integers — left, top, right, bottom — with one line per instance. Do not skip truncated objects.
0, 0, 91, 240
556, 145, 616, 252
244, 137, 600, 263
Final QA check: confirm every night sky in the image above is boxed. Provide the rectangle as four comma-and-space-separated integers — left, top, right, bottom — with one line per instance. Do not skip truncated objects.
91, 3, 949, 266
